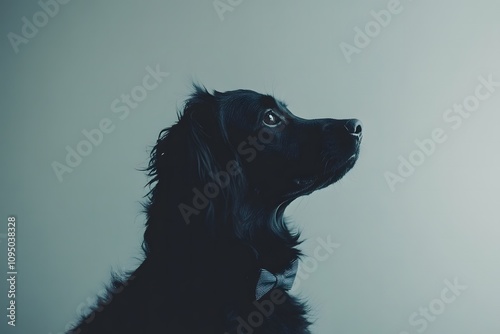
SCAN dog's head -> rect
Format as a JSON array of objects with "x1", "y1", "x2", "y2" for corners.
[
  {"x1": 145, "y1": 85, "x2": 362, "y2": 237},
  {"x1": 213, "y1": 88, "x2": 362, "y2": 205}
]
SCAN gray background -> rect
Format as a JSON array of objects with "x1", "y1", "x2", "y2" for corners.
[{"x1": 1, "y1": 0, "x2": 499, "y2": 333}]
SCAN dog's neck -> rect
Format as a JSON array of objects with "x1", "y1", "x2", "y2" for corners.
[
  {"x1": 144, "y1": 168, "x2": 301, "y2": 272},
  {"x1": 232, "y1": 202, "x2": 302, "y2": 273}
]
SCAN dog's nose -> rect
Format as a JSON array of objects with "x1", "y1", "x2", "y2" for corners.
[{"x1": 344, "y1": 119, "x2": 362, "y2": 137}]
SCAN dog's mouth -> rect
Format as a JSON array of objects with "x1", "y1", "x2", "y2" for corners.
[
  {"x1": 290, "y1": 151, "x2": 360, "y2": 194},
  {"x1": 325, "y1": 151, "x2": 359, "y2": 182}
]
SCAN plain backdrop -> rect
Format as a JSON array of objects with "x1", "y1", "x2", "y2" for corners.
[{"x1": 1, "y1": 1, "x2": 500, "y2": 333}]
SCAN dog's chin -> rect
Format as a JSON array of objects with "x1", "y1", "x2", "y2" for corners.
[
  {"x1": 321, "y1": 153, "x2": 358, "y2": 187},
  {"x1": 287, "y1": 153, "x2": 359, "y2": 199}
]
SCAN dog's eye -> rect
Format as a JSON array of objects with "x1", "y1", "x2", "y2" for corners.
[{"x1": 263, "y1": 110, "x2": 281, "y2": 127}]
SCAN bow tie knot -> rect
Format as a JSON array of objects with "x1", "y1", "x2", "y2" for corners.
[{"x1": 255, "y1": 259, "x2": 298, "y2": 300}]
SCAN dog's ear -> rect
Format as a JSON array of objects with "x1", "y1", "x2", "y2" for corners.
[
  {"x1": 142, "y1": 86, "x2": 221, "y2": 252},
  {"x1": 181, "y1": 87, "x2": 247, "y2": 225},
  {"x1": 146, "y1": 85, "x2": 220, "y2": 186},
  {"x1": 144, "y1": 85, "x2": 245, "y2": 235},
  {"x1": 182, "y1": 85, "x2": 227, "y2": 184}
]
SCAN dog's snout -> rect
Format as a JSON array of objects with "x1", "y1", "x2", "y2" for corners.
[
  {"x1": 344, "y1": 119, "x2": 362, "y2": 137},
  {"x1": 322, "y1": 119, "x2": 363, "y2": 137}
]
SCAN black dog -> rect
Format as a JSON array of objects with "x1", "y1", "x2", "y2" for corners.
[{"x1": 69, "y1": 86, "x2": 362, "y2": 333}]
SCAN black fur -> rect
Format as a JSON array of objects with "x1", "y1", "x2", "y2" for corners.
[{"x1": 69, "y1": 85, "x2": 362, "y2": 333}]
